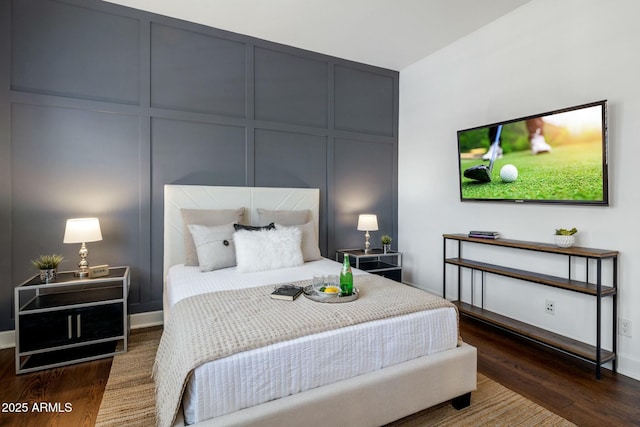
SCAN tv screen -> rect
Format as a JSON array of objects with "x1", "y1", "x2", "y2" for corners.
[{"x1": 457, "y1": 100, "x2": 608, "y2": 205}]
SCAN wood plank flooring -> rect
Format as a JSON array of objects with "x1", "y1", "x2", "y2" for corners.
[
  {"x1": 460, "y1": 316, "x2": 640, "y2": 426},
  {"x1": 0, "y1": 341, "x2": 113, "y2": 427},
  {"x1": 0, "y1": 322, "x2": 639, "y2": 426}
]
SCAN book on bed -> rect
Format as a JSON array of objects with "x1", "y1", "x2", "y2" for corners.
[{"x1": 270, "y1": 285, "x2": 304, "y2": 301}]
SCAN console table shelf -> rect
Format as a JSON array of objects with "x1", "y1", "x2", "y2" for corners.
[
  {"x1": 453, "y1": 301, "x2": 616, "y2": 365},
  {"x1": 443, "y1": 233, "x2": 618, "y2": 379},
  {"x1": 444, "y1": 234, "x2": 618, "y2": 258},
  {"x1": 445, "y1": 258, "x2": 616, "y2": 296}
]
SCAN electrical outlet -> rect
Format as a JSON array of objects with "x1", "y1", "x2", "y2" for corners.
[
  {"x1": 545, "y1": 300, "x2": 555, "y2": 315},
  {"x1": 620, "y1": 319, "x2": 632, "y2": 337}
]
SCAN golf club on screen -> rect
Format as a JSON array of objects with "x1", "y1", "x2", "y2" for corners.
[{"x1": 463, "y1": 124, "x2": 503, "y2": 183}]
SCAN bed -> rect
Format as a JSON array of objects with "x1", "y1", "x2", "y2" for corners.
[{"x1": 156, "y1": 185, "x2": 477, "y2": 427}]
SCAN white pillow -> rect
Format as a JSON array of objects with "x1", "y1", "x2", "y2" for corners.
[
  {"x1": 275, "y1": 221, "x2": 321, "y2": 262},
  {"x1": 187, "y1": 223, "x2": 236, "y2": 272},
  {"x1": 234, "y1": 227, "x2": 303, "y2": 273}
]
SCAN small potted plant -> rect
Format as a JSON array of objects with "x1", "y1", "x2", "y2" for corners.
[
  {"x1": 381, "y1": 235, "x2": 392, "y2": 253},
  {"x1": 554, "y1": 228, "x2": 577, "y2": 248},
  {"x1": 31, "y1": 254, "x2": 64, "y2": 283}
]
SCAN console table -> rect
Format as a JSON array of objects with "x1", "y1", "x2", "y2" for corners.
[{"x1": 443, "y1": 233, "x2": 617, "y2": 379}]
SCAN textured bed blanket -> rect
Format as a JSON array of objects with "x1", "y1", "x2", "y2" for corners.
[{"x1": 153, "y1": 274, "x2": 457, "y2": 427}]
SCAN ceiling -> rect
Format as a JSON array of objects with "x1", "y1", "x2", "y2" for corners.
[{"x1": 103, "y1": 0, "x2": 533, "y2": 70}]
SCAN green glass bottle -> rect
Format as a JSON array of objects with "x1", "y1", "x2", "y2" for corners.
[{"x1": 340, "y1": 255, "x2": 353, "y2": 296}]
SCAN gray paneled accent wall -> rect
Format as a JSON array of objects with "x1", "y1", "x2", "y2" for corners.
[{"x1": 0, "y1": 0, "x2": 398, "y2": 330}]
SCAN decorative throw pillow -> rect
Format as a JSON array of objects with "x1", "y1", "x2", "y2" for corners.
[
  {"x1": 233, "y1": 222, "x2": 275, "y2": 232},
  {"x1": 275, "y1": 221, "x2": 322, "y2": 262},
  {"x1": 234, "y1": 227, "x2": 303, "y2": 273},
  {"x1": 187, "y1": 223, "x2": 236, "y2": 272},
  {"x1": 256, "y1": 208, "x2": 310, "y2": 226},
  {"x1": 181, "y1": 208, "x2": 244, "y2": 266}
]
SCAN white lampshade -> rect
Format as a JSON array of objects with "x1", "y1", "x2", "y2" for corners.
[
  {"x1": 63, "y1": 218, "x2": 103, "y2": 244},
  {"x1": 357, "y1": 214, "x2": 379, "y2": 231}
]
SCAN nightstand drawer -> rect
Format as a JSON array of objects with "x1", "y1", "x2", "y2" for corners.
[
  {"x1": 336, "y1": 249, "x2": 403, "y2": 282},
  {"x1": 75, "y1": 304, "x2": 124, "y2": 342},
  {"x1": 20, "y1": 310, "x2": 72, "y2": 351},
  {"x1": 375, "y1": 268, "x2": 402, "y2": 282},
  {"x1": 19, "y1": 303, "x2": 123, "y2": 352}
]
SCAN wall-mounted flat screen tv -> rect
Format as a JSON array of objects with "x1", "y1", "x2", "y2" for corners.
[{"x1": 457, "y1": 100, "x2": 608, "y2": 205}]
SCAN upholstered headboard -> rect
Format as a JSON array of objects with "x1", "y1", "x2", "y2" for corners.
[{"x1": 163, "y1": 185, "x2": 320, "y2": 280}]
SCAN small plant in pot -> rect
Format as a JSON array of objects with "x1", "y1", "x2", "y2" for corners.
[
  {"x1": 381, "y1": 235, "x2": 392, "y2": 253},
  {"x1": 31, "y1": 254, "x2": 64, "y2": 283},
  {"x1": 554, "y1": 228, "x2": 577, "y2": 248}
]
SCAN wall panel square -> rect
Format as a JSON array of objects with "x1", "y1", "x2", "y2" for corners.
[
  {"x1": 11, "y1": 0, "x2": 139, "y2": 104},
  {"x1": 334, "y1": 66, "x2": 395, "y2": 136},
  {"x1": 151, "y1": 118, "x2": 247, "y2": 190},
  {"x1": 255, "y1": 47, "x2": 328, "y2": 128},
  {"x1": 254, "y1": 129, "x2": 328, "y2": 252},
  {"x1": 333, "y1": 138, "x2": 394, "y2": 250},
  {"x1": 151, "y1": 24, "x2": 246, "y2": 117},
  {"x1": 10, "y1": 104, "x2": 141, "y2": 291},
  {"x1": 150, "y1": 118, "x2": 246, "y2": 293},
  {"x1": 254, "y1": 129, "x2": 327, "y2": 189}
]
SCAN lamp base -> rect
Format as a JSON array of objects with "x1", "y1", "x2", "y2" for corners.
[
  {"x1": 73, "y1": 270, "x2": 89, "y2": 278},
  {"x1": 364, "y1": 230, "x2": 371, "y2": 253}
]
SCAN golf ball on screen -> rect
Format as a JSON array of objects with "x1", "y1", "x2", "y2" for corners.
[{"x1": 500, "y1": 164, "x2": 518, "y2": 182}]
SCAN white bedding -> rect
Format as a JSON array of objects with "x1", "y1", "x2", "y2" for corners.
[
  {"x1": 167, "y1": 258, "x2": 360, "y2": 308},
  {"x1": 166, "y1": 259, "x2": 459, "y2": 425}
]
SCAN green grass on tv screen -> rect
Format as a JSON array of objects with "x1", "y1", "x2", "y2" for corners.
[{"x1": 460, "y1": 140, "x2": 604, "y2": 202}]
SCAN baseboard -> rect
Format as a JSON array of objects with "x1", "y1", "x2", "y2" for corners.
[
  {"x1": 130, "y1": 310, "x2": 164, "y2": 329},
  {"x1": 0, "y1": 310, "x2": 164, "y2": 350},
  {"x1": 0, "y1": 329, "x2": 14, "y2": 350},
  {"x1": 619, "y1": 351, "x2": 640, "y2": 382}
]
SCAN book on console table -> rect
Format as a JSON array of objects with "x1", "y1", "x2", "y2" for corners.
[
  {"x1": 468, "y1": 231, "x2": 500, "y2": 239},
  {"x1": 270, "y1": 285, "x2": 304, "y2": 301}
]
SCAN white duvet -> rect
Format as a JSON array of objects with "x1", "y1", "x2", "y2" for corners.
[{"x1": 165, "y1": 258, "x2": 458, "y2": 425}]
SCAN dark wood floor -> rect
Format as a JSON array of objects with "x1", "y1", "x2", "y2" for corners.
[
  {"x1": 0, "y1": 346, "x2": 112, "y2": 426},
  {"x1": 1, "y1": 321, "x2": 639, "y2": 426},
  {"x1": 461, "y1": 316, "x2": 640, "y2": 426}
]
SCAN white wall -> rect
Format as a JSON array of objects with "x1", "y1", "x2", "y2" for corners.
[{"x1": 399, "y1": 0, "x2": 640, "y2": 380}]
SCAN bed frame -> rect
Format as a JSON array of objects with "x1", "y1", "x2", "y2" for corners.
[{"x1": 163, "y1": 184, "x2": 477, "y2": 426}]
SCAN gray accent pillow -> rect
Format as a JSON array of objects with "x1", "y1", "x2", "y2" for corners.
[
  {"x1": 256, "y1": 208, "x2": 310, "y2": 226},
  {"x1": 275, "y1": 221, "x2": 322, "y2": 262},
  {"x1": 181, "y1": 208, "x2": 244, "y2": 266},
  {"x1": 187, "y1": 223, "x2": 236, "y2": 272}
]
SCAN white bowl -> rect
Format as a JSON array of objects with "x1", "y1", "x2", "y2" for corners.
[{"x1": 316, "y1": 285, "x2": 341, "y2": 296}]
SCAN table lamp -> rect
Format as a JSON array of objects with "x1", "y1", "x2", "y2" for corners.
[
  {"x1": 357, "y1": 214, "x2": 378, "y2": 253},
  {"x1": 63, "y1": 217, "x2": 103, "y2": 277}
]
